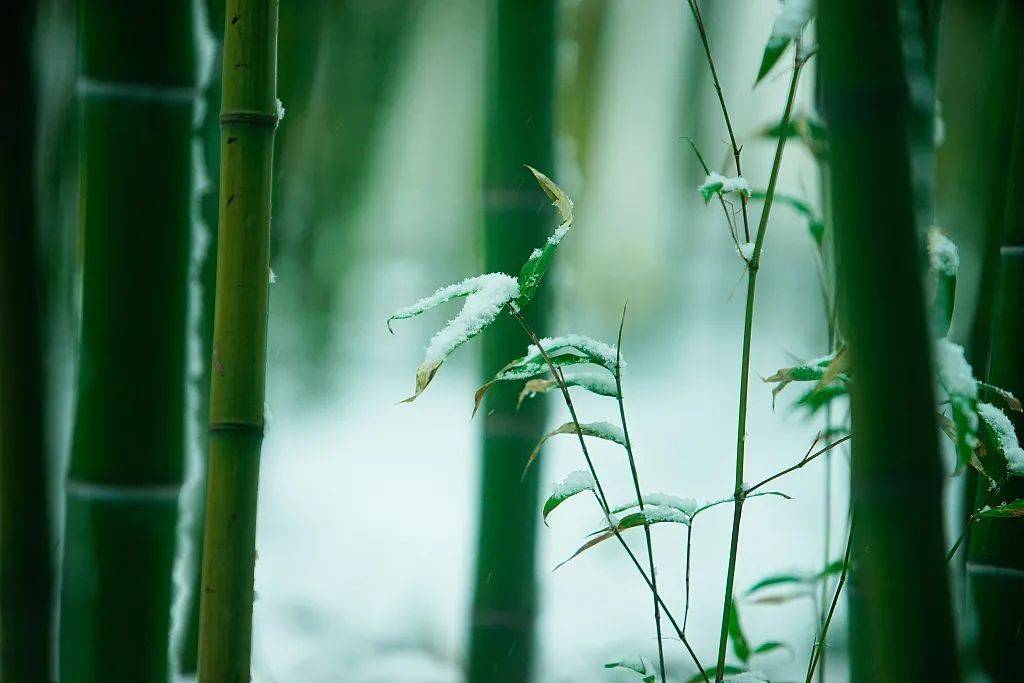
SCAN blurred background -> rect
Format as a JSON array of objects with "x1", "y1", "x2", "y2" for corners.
[{"x1": 30, "y1": 0, "x2": 990, "y2": 681}]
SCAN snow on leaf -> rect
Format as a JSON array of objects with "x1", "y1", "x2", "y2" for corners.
[
  {"x1": 699, "y1": 171, "x2": 751, "y2": 203},
  {"x1": 936, "y1": 338, "x2": 980, "y2": 465},
  {"x1": 473, "y1": 337, "x2": 619, "y2": 415},
  {"x1": 604, "y1": 656, "x2": 656, "y2": 683},
  {"x1": 524, "y1": 421, "x2": 625, "y2": 478},
  {"x1": 978, "y1": 499, "x2": 1024, "y2": 519},
  {"x1": 611, "y1": 493, "x2": 699, "y2": 518},
  {"x1": 389, "y1": 273, "x2": 520, "y2": 402},
  {"x1": 978, "y1": 402, "x2": 1024, "y2": 477},
  {"x1": 927, "y1": 228, "x2": 958, "y2": 336},
  {"x1": 543, "y1": 470, "x2": 596, "y2": 522},
  {"x1": 765, "y1": 351, "x2": 842, "y2": 404},
  {"x1": 517, "y1": 166, "x2": 575, "y2": 307},
  {"x1": 516, "y1": 369, "x2": 619, "y2": 408},
  {"x1": 756, "y1": 0, "x2": 814, "y2": 84},
  {"x1": 979, "y1": 382, "x2": 1023, "y2": 413}
]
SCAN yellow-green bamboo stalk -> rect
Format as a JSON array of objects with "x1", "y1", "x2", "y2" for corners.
[
  {"x1": 59, "y1": 2, "x2": 197, "y2": 681},
  {"x1": 0, "y1": 3, "x2": 54, "y2": 681},
  {"x1": 196, "y1": 1, "x2": 279, "y2": 679}
]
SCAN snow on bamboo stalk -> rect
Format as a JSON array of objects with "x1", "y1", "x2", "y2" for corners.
[
  {"x1": 196, "y1": 1, "x2": 279, "y2": 680},
  {"x1": 59, "y1": 3, "x2": 197, "y2": 681}
]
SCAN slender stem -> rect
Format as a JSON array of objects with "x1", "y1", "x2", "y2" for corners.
[
  {"x1": 683, "y1": 523, "x2": 694, "y2": 635},
  {"x1": 747, "y1": 435, "x2": 852, "y2": 495},
  {"x1": 510, "y1": 309, "x2": 710, "y2": 682},
  {"x1": 688, "y1": 138, "x2": 743, "y2": 254},
  {"x1": 614, "y1": 306, "x2": 667, "y2": 683},
  {"x1": 685, "y1": 0, "x2": 750, "y2": 242},
  {"x1": 806, "y1": 521, "x2": 855, "y2": 683},
  {"x1": 946, "y1": 478, "x2": 1005, "y2": 563},
  {"x1": 713, "y1": 54, "x2": 807, "y2": 683}
]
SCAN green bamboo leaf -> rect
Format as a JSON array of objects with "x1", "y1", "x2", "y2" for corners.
[
  {"x1": 978, "y1": 402, "x2": 1024, "y2": 477},
  {"x1": 750, "y1": 190, "x2": 824, "y2": 245},
  {"x1": 927, "y1": 229, "x2": 958, "y2": 337},
  {"x1": 389, "y1": 273, "x2": 521, "y2": 402},
  {"x1": 699, "y1": 172, "x2": 751, "y2": 203},
  {"x1": 978, "y1": 499, "x2": 1024, "y2": 519},
  {"x1": 474, "y1": 334, "x2": 621, "y2": 414},
  {"x1": 685, "y1": 665, "x2": 748, "y2": 683},
  {"x1": 543, "y1": 470, "x2": 596, "y2": 523},
  {"x1": 516, "y1": 166, "x2": 574, "y2": 307},
  {"x1": 764, "y1": 351, "x2": 841, "y2": 404},
  {"x1": 604, "y1": 656, "x2": 657, "y2": 683},
  {"x1": 556, "y1": 491, "x2": 790, "y2": 570},
  {"x1": 979, "y1": 382, "x2": 1023, "y2": 413},
  {"x1": 729, "y1": 598, "x2": 751, "y2": 664},
  {"x1": 525, "y1": 421, "x2": 624, "y2": 476},
  {"x1": 755, "y1": 0, "x2": 814, "y2": 84},
  {"x1": 515, "y1": 369, "x2": 619, "y2": 409},
  {"x1": 757, "y1": 112, "x2": 828, "y2": 158},
  {"x1": 752, "y1": 641, "x2": 789, "y2": 658}
]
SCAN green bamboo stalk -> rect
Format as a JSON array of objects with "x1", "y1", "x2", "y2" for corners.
[
  {"x1": 0, "y1": 3, "x2": 54, "y2": 681},
  {"x1": 819, "y1": 0, "x2": 959, "y2": 679},
  {"x1": 59, "y1": 2, "x2": 196, "y2": 681},
  {"x1": 966, "y1": 57, "x2": 1024, "y2": 683},
  {"x1": 196, "y1": 1, "x2": 279, "y2": 679},
  {"x1": 469, "y1": 2, "x2": 555, "y2": 681},
  {"x1": 178, "y1": 0, "x2": 225, "y2": 674}
]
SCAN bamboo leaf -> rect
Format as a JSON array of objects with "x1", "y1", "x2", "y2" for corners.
[
  {"x1": 977, "y1": 402, "x2": 1024, "y2": 477},
  {"x1": 750, "y1": 190, "x2": 824, "y2": 245},
  {"x1": 757, "y1": 112, "x2": 828, "y2": 158},
  {"x1": 699, "y1": 172, "x2": 751, "y2": 203},
  {"x1": 755, "y1": 0, "x2": 814, "y2": 84},
  {"x1": 936, "y1": 338, "x2": 981, "y2": 466},
  {"x1": 525, "y1": 421, "x2": 624, "y2": 477},
  {"x1": 729, "y1": 598, "x2": 751, "y2": 664},
  {"x1": 390, "y1": 274, "x2": 521, "y2": 402},
  {"x1": 543, "y1": 470, "x2": 596, "y2": 523},
  {"x1": 752, "y1": 641, "x2": 789, "y2": 658},
  {"x1": 516, "y1": 166, "x2": 574, "y2": 307},
  {"x1": 926, "y1": 229, "x2": 959, "y2": 337},
  {"x1": 604, "y1": 656, "x2": 657, "y2": 683},
  {"x1": 516, "y1": 369, "x2": 619, "y2": 409},
  {"x1": 765, "y1": 351, "x2": 841, "y2": 404},
  {"x1": 979, "y1": 382, "x2": 1023, "y2": 413},
  {"x1": 685, "y1": 665, "x2": 748, "y2": 683},
  {"x1": 978, "y1": 499, "x2": 1024, "y2": 519}
]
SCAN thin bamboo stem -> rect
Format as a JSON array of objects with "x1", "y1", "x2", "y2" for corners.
[
  {"x1": 614, "y1": 306, "x2": 667, "y2": 683},
  {"x1": 196, "y1": 1, "x2": 279, "y2": 680},
  {"x1": 805, "y1": 521, "x2": 854, "y2": 683},
  {"x1": 713, "y1": 53, "x2": 806, "y2": 683}
]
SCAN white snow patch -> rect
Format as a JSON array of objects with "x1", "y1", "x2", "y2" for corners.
[
  {"x1": 737, "y1": 242, "x2": 755, "y2": 260},
  {"x1": 927, "y1": 228, "x2": 959, "y2": 277},
  {"x1": 979, "y1": 402, "x2": 1024, "y2": 476},
  {"x1": 936, "y1": 338, "x2": 978, "y2": 400},
  {"x1": 699, "y1": 171, "x2": 751, "y2": 199},
  {"x1": 525, "y1": 334, "x2": 621, "y2": 372},
  {"x1": 771, "y1": 0, "x2": 814, "y2": 41},
  {"x1": 550, "y1": 469, "x2": 596, "y2": 498}
]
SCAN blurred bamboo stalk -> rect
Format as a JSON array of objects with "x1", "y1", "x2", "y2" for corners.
[
  {"x1": 59, "y1": 1, "x2": 196, "y2": 680},
  {"x1": 820, "y1": 0, "x2": 959, "y2": 679},
  {"x1": 967, "y1": 34, "x2": 1024, "y2": 681},
  {"x1": 0, "y1": 2, "x2": 55, "y2": 681},
  {"x1": 196, "y1": 0, "x2": 279, "y2": 679},
  {"x1": 178, "y1": 0, "x2": 225, "y2": 674},
  {"x1": 469, "y1": 2, "x2": 556, "y2": 681}
]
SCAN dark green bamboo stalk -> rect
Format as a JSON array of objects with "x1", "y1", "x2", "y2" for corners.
[
  {"x1": 966, "y1": 58, "x2": 1024, "y2": 683},
  {"x1": 469, "y1": 3, "x2": 555, "y2": 682},
  {"x1": 59, "y1": 3, "x2": 196, "y2": 681},
  {"x1": 196, "y1": 1, "x2": 279, "y2": 679},
  {"x1": 820, "y1": 1, "x2": 958, "y2": 679},
  {"x1": 178, "y1": 0, "x2": 225, "y2": 674},
  {"x1": 0, "y1": 3, "x2": 54, "y2": 681}
]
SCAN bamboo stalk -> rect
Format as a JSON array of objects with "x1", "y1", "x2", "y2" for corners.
[
  {"x1": 178, "y1": 0, "x2": 226, "y2": 674},
  {"x1": 0, "y1": 3, "x2": 54, "y2": 681},
  {"x1": 469, "y1": 2, "x2": 555, "y2": 681},
  {"x1": 819, "y1": 0, "x2": 959, "y2": 679},
  {"x1": 59, "y1": 2, "x2": 196, "y2": 680},
  {"x1": 966, "y1": 49, "x2": 1024, "y2": 682},
  {"x1": 196, "y1": 1, "x2": 279, "y2": 679}
]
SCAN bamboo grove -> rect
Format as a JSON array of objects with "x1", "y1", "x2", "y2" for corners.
[{"x1": 1, "y1": 1, "x2": 1024, "y2": 682}]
